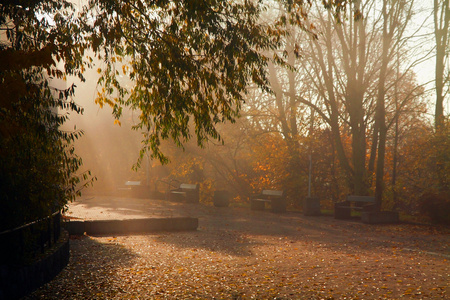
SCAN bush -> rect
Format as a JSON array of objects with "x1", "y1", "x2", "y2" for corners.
[{"x1": 419, "y1": 192, "x2": 450, "y2": 225}]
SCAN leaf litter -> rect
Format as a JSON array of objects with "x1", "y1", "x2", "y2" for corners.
[{"x1": 25, "y1": 206, "x2": 449, "y2": 299}]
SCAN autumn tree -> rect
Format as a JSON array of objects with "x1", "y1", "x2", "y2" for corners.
[
  {"x1": 202, "y1": 118, "x2": 256, "y2": 201},
  {"x1": 289, "y1": 0, "x2": 375, "y2": 196},
  {"x1": 369, "y1": 0, "x2": 418, "y2": 209},
  {"x1": 278, "y1": 1, "x2": 422, "y2": 202}
]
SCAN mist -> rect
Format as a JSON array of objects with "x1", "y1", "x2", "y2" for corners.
[{"x1": 63, "y1": 64, "x2": 148, "y2": 194}]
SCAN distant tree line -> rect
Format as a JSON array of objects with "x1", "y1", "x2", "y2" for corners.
[{"x1": 142, "y1": 1, "x2": 449, "y2": 224}]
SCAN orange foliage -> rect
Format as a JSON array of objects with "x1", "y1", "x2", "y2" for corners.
[{"x1": 247, "y1": 133, "x2": 290, "y2": 193}]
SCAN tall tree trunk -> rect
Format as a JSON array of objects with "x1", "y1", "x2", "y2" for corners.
[
  {"x1": 392, "y1": 106, "x2": 399, "y2": 207},
  {"x1": 323, "y1": 15, "x2": 355, "y2": 192},
  {"x1": 372, "y1": 0, "x2": 390, "y2": 211},
  {"x1": 329, "y1": 129, "x2": 340, "y2": 203},
  {"x1": 368, "y1": 121, "x2": 379, "y2": 179},
  {"x1": 307, "y1": 11, "x2": 355, "y2": 191},
  {"x1": 348, "y1": 85, "x2": 367, "y2": 196},
  {"x1": 268, "y1": 62, "x2": 291, "y2": 140},
  {"x1": 268, "y1": 50, "x2": 301, "y2": 196},
  {"x1": 392, "y1": 50, "x2": 400, "y2": 209},
  {"x1": 287, "y1": 40, "x2": 299, "y2": 139},
  {"x1": 434, "y1": 0, "x2": 450, "y2": 132},
  {"x1": 345, "y1": 0, "x2": 368, "y2": 196}
]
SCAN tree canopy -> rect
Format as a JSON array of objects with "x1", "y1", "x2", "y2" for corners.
[{"x1": 86, "y1": 0, "x2": 287, "y2": 164}]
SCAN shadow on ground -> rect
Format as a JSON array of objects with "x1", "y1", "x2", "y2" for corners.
[
  {"x1": 23, "y1": 235, "x2": 138, "y2": 300},
  {"x1": 24, "y1": 195, "x2": 449, "y2": 299}
]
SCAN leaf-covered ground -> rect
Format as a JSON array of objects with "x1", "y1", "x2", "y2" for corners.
[{"x1": 25, "y1": 198, "x2": 449, "y2": 299}]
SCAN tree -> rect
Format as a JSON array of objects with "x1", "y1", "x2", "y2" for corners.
[
  {"x1": 279, "y1": 0, "x2": 422, "y2": 204},
  {"x1": 293, "y1": 0, "x2": 379, "y2": 196},
  {"x1": 86, "y1": 0, "x2": 284, "y2": 164},
  {"x1": 0, "y1": 0, "x2": 93, "y2": 229},
  {"x1": 371, "y1": 0, "x2": 416, "y2": 209},
  {"x1": 202, "y1": 118, "x2": 256, "y2": 201}
]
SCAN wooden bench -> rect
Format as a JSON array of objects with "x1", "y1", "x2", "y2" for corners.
[
  {"x1": 168, "y1": 183, "x2": 199, "y2": 203},
  {"x1": 334, "y1": 195, "x2": 376, "y2": 219},
  {"x1": 251, "y1": 190, "x2": 286, "y2": 213},
  {"x1": 118, "y1": 181, "x2": 148, "y2": 198},
  {"x1": 117, "y1": 180, "x2": 141, "y2": 192}
]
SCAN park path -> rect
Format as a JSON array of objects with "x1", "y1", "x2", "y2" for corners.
[{"x1": 26, "y1": 195, "x2": 449, "y2": 299}]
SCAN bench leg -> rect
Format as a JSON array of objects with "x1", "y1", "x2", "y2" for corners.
[
  {"x1": 186, "y1": 192, "x2": 199, "y2": 204},
  {"x1": 271, "y1": 200, "x2": 286, "y2": 213},
  {"x1": 334, "y1": 203, "x2": 351, "y2": 219},
  {"x1": 251, "y1": 199, "x2": 265, "y2": 211},
  {"x1": 169, "y1": 192, "x2": 186, "y2": 202}
]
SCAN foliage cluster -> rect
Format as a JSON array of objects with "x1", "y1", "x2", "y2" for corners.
[
  {"x1": 399, "y1": 124, "x2": 450, "y2": 224},
  {"x1": 87, "y1": 0, "x2": 282, "y2": 164},
  {"x1": 0, "y1": 0, "x2": 93, "y2": 231}
]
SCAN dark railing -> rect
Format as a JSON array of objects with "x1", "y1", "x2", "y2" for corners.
[{"x1": 0, "y1": 211, "x2": 61, "y2": 265}]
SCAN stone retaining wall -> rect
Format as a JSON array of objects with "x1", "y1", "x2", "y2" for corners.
[
  {"x1": 63, "y1": 217, "x2": 199, "y2": 235},
  {"x1": 0, "y1": 230, "x2": 70, "y2": 300}
]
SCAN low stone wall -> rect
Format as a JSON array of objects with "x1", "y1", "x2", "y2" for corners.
[
  {"x1": 361, "y1": 211, "x2": 399, "y2": 224},
  {"x1": 0, "y1": 230, "x2": 70, "y2": 300},
  {"x1": 63, "y1": 217, "x2": 199, "y2": 235}
]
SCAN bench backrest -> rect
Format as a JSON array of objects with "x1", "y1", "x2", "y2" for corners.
[
  {"x1": 346, "y1": 195, "x2": 375, "y2": 203},
  {"x1": 262, "y1": 190, "x2": 284, "y2": 197},
  {"x1": 125, "y1": 181, "x2": 141, "y2": 186},
  {"x1": 180, "y1": 183, "x2": 198, "y2": 191}
]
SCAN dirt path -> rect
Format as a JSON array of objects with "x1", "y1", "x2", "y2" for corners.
[{"x1": 26, "y1": 196, "x2": 449, "y2": 299}]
